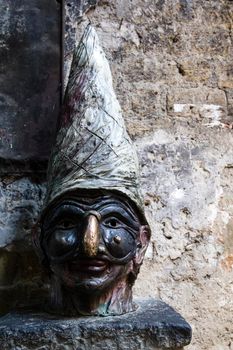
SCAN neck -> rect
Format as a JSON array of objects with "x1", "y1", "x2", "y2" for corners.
[{"x1": 50, "y1": 277, "x2": 136, "y2": 316}]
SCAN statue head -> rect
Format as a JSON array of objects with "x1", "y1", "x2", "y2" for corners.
[{"x1": 36, "y1": 25, "x2": 150, "y2": 316}]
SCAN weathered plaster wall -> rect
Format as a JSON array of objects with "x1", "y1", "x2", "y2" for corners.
[
  {"x1": 85, "y1": 1, "x2": 233, "y2": 349},
  {"x1": 0, "y1": 1, "x2": 232, "y2": 350}
]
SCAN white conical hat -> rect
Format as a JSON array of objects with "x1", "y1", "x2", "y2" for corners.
[{"x1": 45, "y1": 24, "x2": 145, "y2": 221}]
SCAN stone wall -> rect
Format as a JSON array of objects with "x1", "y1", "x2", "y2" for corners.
[
  {"x1": 0, "y1": 1, "x2": 232, "y2": 350},
  {"x1": 0, "y1": 0, "x2": 60, "y2": 160}
]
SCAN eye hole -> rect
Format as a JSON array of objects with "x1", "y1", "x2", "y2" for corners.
[
  {"x1": 56, "y1": 219, "x2": 76, "y2": 230},
  {"x1": 103, "y1": 218, "x2": 122, "y2": 228}
]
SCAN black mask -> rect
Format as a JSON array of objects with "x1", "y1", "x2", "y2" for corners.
[{"x1": 41, "y1": 195, "x2": 141, "y2": 265}]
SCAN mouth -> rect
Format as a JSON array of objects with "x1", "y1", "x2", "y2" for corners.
[{"x1": 68, "y1": 258, "x2": 109, "y2": 274}]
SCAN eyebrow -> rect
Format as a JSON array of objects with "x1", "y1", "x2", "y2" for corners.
[
  {"x1": 43, "y1": 197, "x2": 139, "y2": 226},
  {"x1": 94, "y1": 201, "x2": 139, "y2": 224}
]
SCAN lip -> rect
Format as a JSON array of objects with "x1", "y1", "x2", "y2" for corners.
[{"x1": 69, "y1": 259, "x2": 109, "y2": 273}]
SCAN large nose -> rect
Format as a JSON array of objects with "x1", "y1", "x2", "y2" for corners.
[{"x1": 83, "y1": 212, "x2": 100, "y2": 257}]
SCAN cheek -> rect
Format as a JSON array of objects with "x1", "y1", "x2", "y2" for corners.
[
  {"x1": 102, "y1": 227, "x2": 137, "y2": 259},
  {"x1": 110, "y1": 262, "x2": 132, "y2": 276},
  {"x1": 51, "y1": 264, "x2": 77, "y2": 288},
  {"x1": 107, "y1": 261, "x2": 134, "y2": 284},
  {"x1": 46, "y1": 229, "x2": 78, "y2": 258}
]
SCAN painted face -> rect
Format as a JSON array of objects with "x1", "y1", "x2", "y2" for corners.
[{"x1": 40, "y1": 194, "x2": 144, "y2": 293}]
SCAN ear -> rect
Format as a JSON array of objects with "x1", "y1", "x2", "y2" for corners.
[
  {"x1": 134, "y1": 225, "x2": 151, "y2": 266},
  {"x1": 32, "y1": 218, "x2": 50, "y2": 270}
]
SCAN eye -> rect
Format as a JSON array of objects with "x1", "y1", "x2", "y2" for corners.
[
  {"x1": 103, "y1": 218, "x2": 122, "y2": 228},
  {"x1": 56, "y1": 219, "x2": 76, "y2": 230}
]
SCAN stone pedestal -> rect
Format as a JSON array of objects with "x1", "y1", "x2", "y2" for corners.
[{"x1": 0, "y1": 299, "x2": 191, "y2": 350}]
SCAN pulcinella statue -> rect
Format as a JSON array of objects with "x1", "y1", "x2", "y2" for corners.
[{"x1": 35, "y1": 25, "x2": 151, "y2": 316}]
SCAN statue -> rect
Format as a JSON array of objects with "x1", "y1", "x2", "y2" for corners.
[{"x1": 35, "y1": 25, "x2": 151, "y2": 316}]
